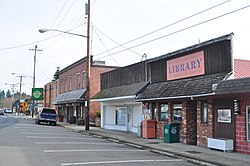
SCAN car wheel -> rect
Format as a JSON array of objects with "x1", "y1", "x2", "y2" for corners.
[{"x1": 53, "y1": 122, "x2": 57, "y2": 126}]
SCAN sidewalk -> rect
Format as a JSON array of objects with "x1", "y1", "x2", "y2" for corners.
[{"x1": 57, "y1": 122, "x2": 250, "y2": 166}]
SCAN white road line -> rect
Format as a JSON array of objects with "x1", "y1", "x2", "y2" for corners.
[
  {"x1": 21, "y1": 132, "x2": 75, "y2": 136},
  {"x1": 27, "y1": 136, "x2": 93, "y2": 139},
  {"x1": 61, "y1": 159, "x2": 183, "y2": 165},
  {"x1": 36, "y1": 142, "x2": 115, "y2": 145},
  {"x1": 18, "y1": 129, "x2": 72, "y2": 133},
  {"x1": 44, "y1": 149, "x2": 145, "y2": 153}
]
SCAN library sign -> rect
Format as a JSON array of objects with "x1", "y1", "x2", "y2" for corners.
[
  {"x1": 166, "y1": 51, "x2": 205, "y2": 81},
  {"x1": 32, "y1": 88, "x2": 43, "y2": 100}
]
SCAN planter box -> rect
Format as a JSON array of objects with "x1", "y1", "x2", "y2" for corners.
[{"x1": 207, "y1": 137, "x2": 233, "y2": 152}]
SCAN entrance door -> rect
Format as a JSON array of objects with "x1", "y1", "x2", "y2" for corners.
[
  {"x1": 214, "y1": 99, "x2": 235, "y2": 140},
  {"x1": 127, "y1": 107, "x2": 133, "y2": 132}
]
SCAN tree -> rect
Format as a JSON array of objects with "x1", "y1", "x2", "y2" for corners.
[
  {"x1": 0, "y1": 90, "x2": 5, "y2": 99},
  {"x1": 6, "y1": 90, "x2": 11, "y2": 98}
]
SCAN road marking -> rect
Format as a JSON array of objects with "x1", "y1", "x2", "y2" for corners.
[
  {"x1": 61, "y1": 159, "x2": 183, "y2": 165},
  {"x1": 36, "y1": 142, "x2": 115, "y2": 145},
  {"x1": 27, "y1": 136, "x2": 93, "y2": 140},
  {"x1": 21, "y1": 132, "x2": 77, "y2": 136},
  {"x1": 44, "y1": 149, "x2": 145, "y2": 153},
  {"x1": 17, "y1": 129, "x2": 73, "y2": 133}
]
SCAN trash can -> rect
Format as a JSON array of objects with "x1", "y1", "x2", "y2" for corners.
[{"x1": 164, "y1": 123, "x2": 180, "y2": 143}]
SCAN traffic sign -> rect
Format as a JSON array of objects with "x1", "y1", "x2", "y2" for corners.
[{"x1": 21, "y1": 102, "x2": 28, "y2": 108}]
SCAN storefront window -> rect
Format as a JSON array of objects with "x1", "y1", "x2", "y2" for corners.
[
  {"x1": 152, "y1": 103, "x2": 157, "y2": 120},
  {"x1": 172, "y1": 104, "x2": 182, "y2": 123},
  {"x1": 160, "y1": 104, "x2": 169, "y2": 121},
  {"x1": 247, "y1": 106, "x2": 250, "y2": 142},
  {"x1": 201, "y1": 102, "x2": 208, "y2": 123},
  {"x1": 116, "y1": 107, "x2": 126, "y2": 125}
]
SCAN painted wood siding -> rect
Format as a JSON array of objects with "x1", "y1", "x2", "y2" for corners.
[
  {"x1": 150, "y1": 40, "x2": 232, "y2": 83},
  {"x1": 101, "y1": 62, "x2": 147, "y2": 89}
]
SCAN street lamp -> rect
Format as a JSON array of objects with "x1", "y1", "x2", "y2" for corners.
[
  {"x1": 38, "y1": 29, "x2": 87, "y2": 38},
  {"x1": 38, "y1": 0, "x2": 91, "y2": 130}
]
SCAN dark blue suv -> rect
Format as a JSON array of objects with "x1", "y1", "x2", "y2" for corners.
[{"x1": 35, "y1": 108, "x2": 57, "y2": 126}]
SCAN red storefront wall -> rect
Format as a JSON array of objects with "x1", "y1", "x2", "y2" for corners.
[{"x1": 236, "y1": 98, "x2": 250, "y2": 155}]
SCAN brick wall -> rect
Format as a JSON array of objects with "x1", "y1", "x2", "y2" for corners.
[
  {"x1": 156, "y1": 121, "x2": 168, "y2": 139},
  {"x1": 236, "y1": 98, "x2": 250, "y2": 155},
  {"x1": 55, "y1": 59, "x2": 117, "y2": 122},
  {"x1": 197, "y1": 100, "x2": 213, "y2": 147},
  {"x1": 89, "y1": 65, "x2": 117, "y2": 122}
]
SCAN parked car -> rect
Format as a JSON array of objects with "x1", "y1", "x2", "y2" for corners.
[
  {"x1": 0, "y1": 109, "x2": 4, "y2": 115},
  {"x1": 35, "y1": 108, "x2": 57, "y2": 126},
  {"x1": 4, "y1": 108, "x2": 12, "y2": 114}
]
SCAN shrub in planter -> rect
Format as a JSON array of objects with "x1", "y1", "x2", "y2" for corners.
[
  {"x1": 70, "y1": 116, "x2": 76, "y2": 124},
  {"x1": 77, "y1": 118, "x2": 84, "y2": 126},
  {"x1": 95, "y1": 111, "x2": 101, "y2": 127}
]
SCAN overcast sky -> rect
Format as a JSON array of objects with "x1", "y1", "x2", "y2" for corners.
[{"x1": 1, "y1": 0, "x2": 250, "y2": 95}]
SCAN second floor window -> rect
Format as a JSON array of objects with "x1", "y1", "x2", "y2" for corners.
[
  {"x1": 60, "y1": 80, "x2": 63, "y2": 93},
  {"x1": 64, "y1": 78, "x2": 68, "y2": 92},
  {"x1": 69, "y1": 76, "x2": 72, "y2": 91},
  {"x1": 77, "y1": 73, "x2": 81, "y2": 89},
  {"x1": 82, "y1": 71, "x2": 86, "y2": 88}
]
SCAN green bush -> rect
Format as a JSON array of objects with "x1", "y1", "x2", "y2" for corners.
[
  {"x1": 70, "y1": 116, "x2": 76, "y2": 124},
  {"x1": 95, "y1": 111, "x2": 101, "y2": 117},
  {"x1": 77, "y1": 118, "x2": 84, "y2": 126}
]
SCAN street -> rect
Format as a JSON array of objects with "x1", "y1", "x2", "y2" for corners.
[{"x1": 0, "y1": 114, "x2": 196, "y2": 166}]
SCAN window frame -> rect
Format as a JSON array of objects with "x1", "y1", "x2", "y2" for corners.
[
  {"x1": 82, "y1": 71, "x2": 86, "y2": 88},
  {"x1": 77, "y1": 73, "x2": 81, "y2": 89},
  {"x1": 115, "y1": 107, "x2": 126, "y2": 126},
  {"x1": 69, "y1": 76, "x2": 72, "y2": 91},
  {"x1": 159, "y1": 104, "x2": 169, "y2": 121},
  {"x1": 246, "y1": 106, "x2": 250, "y2": 142},
  {"x1": 201, "y1": 102, "x2": 208, "y2": 123}
]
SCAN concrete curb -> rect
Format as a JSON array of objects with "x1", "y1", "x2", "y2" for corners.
[{"x1": 58, "y1": 124, "x2": 221, "y2": 166}]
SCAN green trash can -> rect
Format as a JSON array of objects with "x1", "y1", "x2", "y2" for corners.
[{"x1": 164, "y1": 123, "x2": 180, "y2": 143}]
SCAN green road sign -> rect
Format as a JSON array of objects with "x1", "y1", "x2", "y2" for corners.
[{"x1": 32, "y1": 88, "x2": 43, "y2": 100}]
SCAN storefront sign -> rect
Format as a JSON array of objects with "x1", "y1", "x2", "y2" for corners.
[
  {"x1": 166, "y1": 51, "x2": 205, "y2": 80},
  {"x1": 32, "y1": 88, "x2": 43, "y2": 100}
]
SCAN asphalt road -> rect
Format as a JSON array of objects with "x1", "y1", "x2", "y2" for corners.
[{"x1": 0, "y1": 114, "x2": 197, "y2": 166}]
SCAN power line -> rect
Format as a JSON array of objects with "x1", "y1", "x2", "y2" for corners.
[
  {"x1": 92, "y1": 24, "x2": 141, "y2": 57},
  {"x1": 95, "y1": 0, "x2": 232, "y2": 57},
  {"x1": 54, "y1": 0, "x2": 77, "y2": 29},
  {"x1": 97, "y1": 4, "x2": 250, "y2": 60},
  {"x1": 0, "y1": 24, "x2": 84, "y2": 51},
  {"x1": 49, "y1": 0, "x2": 68, "y2": 29},
  {"x1": 92, "y1": 27, "x2": 119, "y2": 65}
]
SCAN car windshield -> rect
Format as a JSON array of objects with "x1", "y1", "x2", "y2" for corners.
[{"x1": 42, "y1": 109, "x2": 56, "y2": 114}]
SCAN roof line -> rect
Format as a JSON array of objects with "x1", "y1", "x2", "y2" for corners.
[
  {"x1": 135, "y1": 93, "x2": 215, "y2": 102},
  {"x1": 91, "y1": 95, "x2": 135, "y2": 102}
]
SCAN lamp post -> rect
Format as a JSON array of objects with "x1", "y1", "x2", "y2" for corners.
[{"x1": 38, "y1": 0, "x2": 91, "y2": 130}]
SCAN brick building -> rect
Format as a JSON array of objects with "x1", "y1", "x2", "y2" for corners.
[{"x1": 44, "y1": 57, "x2": 118, "y2": 123}]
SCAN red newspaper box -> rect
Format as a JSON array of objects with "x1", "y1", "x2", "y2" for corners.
[{"x1": 142, "y1": 120, "x2": 156, "y2": 139}]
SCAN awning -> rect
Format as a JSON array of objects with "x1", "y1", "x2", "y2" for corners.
[
  {"x1": 52, "y1": 89, "x2": 86, "y2": 105},
  {"x1": 91, "y1": 82, "x2": 149, "y2": 102},
  {"x1": 216, "y1": 77, "x2": 250, "y2": 95},
  {"x1": 136, "y1": 73, "x2": 228, "y2": 101}
]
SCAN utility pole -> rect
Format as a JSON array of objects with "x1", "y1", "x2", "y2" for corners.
[
  {"x1": 5, "y1": 83, "x2": 18, "y2": 113},
  {"x1": 85, "y1": 0, "x2": 91, "y2": 130},
  {"x1": 29, "y1": 45, "x2": 43, "y2": 118},
  {"x1": 17, "y1": 75, "x2": 24, "y2": 116},
  {"x1": 10, "y1": 84, "x2": 17, "y2": 113}
]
